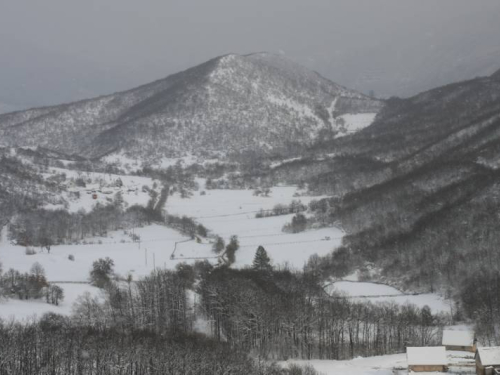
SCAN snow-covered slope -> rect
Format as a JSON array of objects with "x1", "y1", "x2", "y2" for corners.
[
  {"x1": 0, "y1": 53, "x2": 383, "y2": 160},
  {"x1": 167, "y1": 185, "x2": 343, "y2": 268}
]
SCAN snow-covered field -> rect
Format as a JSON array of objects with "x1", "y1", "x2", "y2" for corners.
[
  {"x1": 1, "y1": 183, "x2": 343, "y2": 321},
  {"x1": 337, "y1": 113, "x2": 378, "y2": 135},
  {"x1": 0, "y1": 225, "x2": 211, "y2": 282},
  {"x1": 327, "y1": 281, "x2": 403, "y2": 297},
  {"x1": 1, "y1": 177, "x2": 455, "y2": 321},
  {"x1": 280, "y1": 353, "x2": 406, "y2": 375},
  {"x1": 0, "y1": 283, "x2": 102, "y2": 322},
  {"x1": 0, "y1": 167, "x2": 472, "y2": 375},
  {"x1": 280, "y1": 350, "x2": 475, "y2": 375},
  {"x1": 167, "y1": 186, "x2": 343, "y2": 268},
  {"x1": 325, "y1": 281, "x2": 452, "y2": 314},
  {"x1": 2, "y1": 185, "x2": 340, "y2": 282},
  {"x1": 0, "y1": 223, "x2": 215, "y2": 321}
]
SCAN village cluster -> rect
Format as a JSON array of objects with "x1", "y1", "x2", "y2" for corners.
[{"x1": 405, "y1": 329, "x2": 500, "y2": 374}]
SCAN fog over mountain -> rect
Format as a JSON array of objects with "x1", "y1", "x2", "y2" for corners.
[{"x1": 1, "y1": 0, "x2": 499, "y2": 112}]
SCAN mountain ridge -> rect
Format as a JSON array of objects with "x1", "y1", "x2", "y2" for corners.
[
  {"x1": 275, "y1": 68, "x2": 500, "y2": 295},
  {"x1": 0, "y1": 53, "x2": 383, "y2": 160}
]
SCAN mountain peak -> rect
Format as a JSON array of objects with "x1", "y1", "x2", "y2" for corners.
[{"x1": 0, "y1": 53, "x2": 383, "y2": 161}]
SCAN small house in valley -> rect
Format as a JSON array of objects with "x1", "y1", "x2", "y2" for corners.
[
  {"x1": 476, "y1": 347, "x2": 500, "y2": 375},
  {"x1": 407, "y1": 346, "x2": 448, "y2": 372},
  {"x1": 442, "y1": 329, "x2": 476, "y2": 352}
]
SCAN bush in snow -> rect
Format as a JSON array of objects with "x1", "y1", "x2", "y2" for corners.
[
  {"x1": 287, "y1": 364, "x2": 321, "y2": 375},
  {"x1": 25, "y1": 247, "x2": 36, "y2": 255},
  {"x1": 89, "y1": 257, "x2": 115, "y2": 288},
  {"x1": 44, "y1": 284, "x2": 64, "y2": 306}
]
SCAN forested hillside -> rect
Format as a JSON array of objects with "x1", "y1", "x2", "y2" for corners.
[
  {"x1": 0, "y1": 149, "x2": 65, "y2": 225},
  {"x1": 293, "y1": 70, "x2": 500, "y2": 340},
  {"x1": 0, "y1": 53, "x2": 382, "y2": 161}
]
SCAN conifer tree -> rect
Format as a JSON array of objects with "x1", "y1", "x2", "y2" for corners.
[
  {"x1": 225, "y1": 235, "x2": 239, "y2": 265},
  {"x1": 252, "y1": 246, "x2": 272, "y2": 271},
  {"x1": 212, "y1": 236, "x2": 225, "y2": 254}
]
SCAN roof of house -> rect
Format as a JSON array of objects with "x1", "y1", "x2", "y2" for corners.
[
  {"x1": 442, "y1": 330, "x2": 475, "y2": 347},
  {"x1": 407, "y1": 346, "x2": 447, "y2": 366},
  {"x1": 477, "y1": 347, "x2": 500, "y2": 366}
]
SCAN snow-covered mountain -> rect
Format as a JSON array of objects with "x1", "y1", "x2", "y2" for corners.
[{"x1": 0, "y1": 53, "x2": 383, "y2": 160}]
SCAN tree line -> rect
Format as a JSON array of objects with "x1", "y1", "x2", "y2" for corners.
[
  {"x1": 305, "y1": 173, "x2": 500, "y2": 345},
  {"x1": 0, "y1": 318, "x2": 298, "y2": 375},
  {"x1": 198, "y1": 267, "x2": 442, "y2": 360},
  {"x1": 0, "y1": 262, "x2": 64, "y2": 306},
  {"x1": 0, "y1": 262, "x2": 327, "y2": 375},
  {"x1": 0, "y1": 249, "x2": 443, "y2": 374}
]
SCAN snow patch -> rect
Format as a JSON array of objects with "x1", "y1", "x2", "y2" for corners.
[
  {"x1": 442, "y1": 329, "x2": 475, "y2": 347},
  {"x1": 279, "y1": 353, "x2": 406, "y2": 375},
  {"x1": 407, "y1": 346, "x2": 447, "y2": 366},
  {"x1": 325, "y1": 281, "x2": 451, "y2": 314},
  {"x1": 0, "y1": 284, "x2": 103, "y2": 322},
  {"x1": 335, "y1": 113, "x2": 378, "y2": 137},
  {"x1": 477, "y1": 347, "x2": 500, "y2": 366}
]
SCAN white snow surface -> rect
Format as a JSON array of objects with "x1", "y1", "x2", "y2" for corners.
[
  {"x1": 325, "y1": 281, "x2": 451, "y2": 314},
  {"x1": 0, "y1": 283, "x2": 102, "y2": 322},
  {"x1": 477, "y1": 346, "x2": 500, "y2": 366},
  {"x1": 167, "y1": 186, "x2": 343, "y2": 268},
  {"x1": 280, "y1": 349, "x2": 475, "y2": 375},
  {"x1": 327, "y1": 281, "x2": 402, "y2": 297},
  {"x1": 336, "y1": 113, "x2": 378, "y2": 136},
  {"x1": 442, "y1": 329, "x2": 475, "y2": 347},
  {"x1": 406, "y1": 346, "x2": 447, "y2": 366},
  {"x1": 0, "y1": 223, "x2": 215, "y2": 322},
  {"x1": 280, "y1": 353, "x2": 406, "y2": 375},
  {"x1": 0, "y1": 184, "x2": 342, "y2": 321},
  {"x1": 0, "y1": 224, "x2": 214, "y2": 283}
]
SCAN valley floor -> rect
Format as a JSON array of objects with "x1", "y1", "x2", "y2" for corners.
[
  {"x1": 0, "y1": 181, "x2": 453, "y2": 321},
  {"x1": 166, "y1": 185, "x2": 342, "y2": 267},
  {"x1": 0, "y1": 184, "x2": 343, "y2": 321}
]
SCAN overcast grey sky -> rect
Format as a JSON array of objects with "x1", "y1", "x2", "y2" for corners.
[{"x1": 1, "y1": 0, "x2": 500, "y2": 110}]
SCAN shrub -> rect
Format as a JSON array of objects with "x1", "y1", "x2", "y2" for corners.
[
  {"x1": 89, "y1": 257, "x2": 115, "y2": 288},
  {"x1": 282, "y1": 213, "x2": 308, "y2": 233},
  {"x1": 25, "y1": 247, "x2": 36, "y2": 255}
]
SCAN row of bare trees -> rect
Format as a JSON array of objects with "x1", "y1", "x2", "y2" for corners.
[
  {"x1": 8, "y1": 203, "x2": 159, "y2": 247},
  {"x1": 40, "y1": 262, "x2": 442, "y2": 361},
  {"x1": 0, "y1": 252, "x2": 446, "y2": 375},
  {"x1": 0, "y1": 264, "x2": 325, "y2": 374},
  {"x1": 197, "y1": 267, "x2": 442, "y2": 360},
  {"x1": 0, "y1": 318, "x2": 279, "y2": 375}
]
